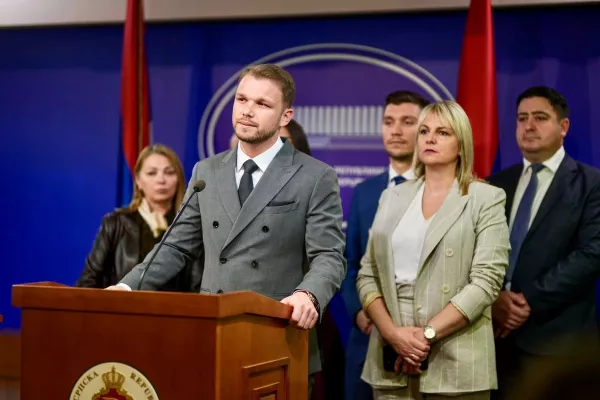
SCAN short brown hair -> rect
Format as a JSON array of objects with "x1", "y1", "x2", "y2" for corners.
[
  {"x1": 239, "y1": 64, "x2": 296, "y2": 108},
  {"x1": 128, "y1": 144, "x2": 186, "y2": 212},
  {"x1": 385, "y1": 90, "x2": 430, "y2": 109}
]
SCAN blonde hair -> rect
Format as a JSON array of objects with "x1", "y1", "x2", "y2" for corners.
[
  {"x1": 414, "y1": 100, "x2": 475, "y2": 195},
  {"x1": 128, "y1": 144, "x2": 186, "y2": 211},
  {"x1": 239, "y1": 64, "x2": 296, "y2": 108}
]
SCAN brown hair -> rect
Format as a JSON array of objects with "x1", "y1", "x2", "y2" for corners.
[
  {"x1": 284, "y1": 119, "x2": 311, "y2": 156},
  {"x1": 127, "y1": 144, "x2": 186, "y2": 211},
  {"x1": 239, "y1": 64, "x2": 296, "y2": 108},
  {"x1": 385, "y1": 90, "x2": 430, "y2": 109}
]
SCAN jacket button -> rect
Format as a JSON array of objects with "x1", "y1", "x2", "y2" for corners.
[
  {"x1": 220, "y1": 257, "x2": 227, "y2": 264},
  {"x1": 217, "y1": 289, "x2": 223, "y2": 294},
  {"x1": 213, "y1": 221, "x2": 219, "y2": 228},
  {"x1": 251, "y1": 260, "x2": 258, "y2": 268},
  {"x1": 262, "y1": 226, "x2": 269, "y2": 233},
  {"x1": 442, "y1": 284, "x2": 450, "y2": 293},
  {"x1": 445, "y1": 248, "x2": 454, "y2": 257}
]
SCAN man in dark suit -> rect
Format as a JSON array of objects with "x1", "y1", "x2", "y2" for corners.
[
  {"x1": 488, "y1": 86, "x2": 600, "y2": 399},
  {"x1": 338, "y1": 91, "x2": 430, "y2": 400}
]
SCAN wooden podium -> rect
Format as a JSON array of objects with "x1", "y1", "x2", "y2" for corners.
[{"x1": 12, "y1": 282, "x2": 308, "y2": 399}]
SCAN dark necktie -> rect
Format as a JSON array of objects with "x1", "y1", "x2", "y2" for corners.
[
  {"x1": 238, "y1": 159, "x2": 259, "y2": 206},
  {"x1": 505, "y1": 163, "x2": 544, "y2": 290},
  {"x1": 393, "y1": 176, "x2": 406, "y2": 185}
]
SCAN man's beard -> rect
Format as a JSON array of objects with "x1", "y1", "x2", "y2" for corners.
[{"x1": 235, "y1": 123, "x2": 279, "y2": 145}]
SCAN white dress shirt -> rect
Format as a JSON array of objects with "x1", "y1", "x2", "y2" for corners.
[
  {"x1": 509, "y1": 146, "x2": 565, "y2": 231},
  {"x1": 391, "y1": 185, "x2": 434, "y2": 283},
  {"x1": 235, "y1": 137, "x2": 284, "y2": 189},
  {"x1": 387, "y1": 164, "x2": 416, "y2": 188}
]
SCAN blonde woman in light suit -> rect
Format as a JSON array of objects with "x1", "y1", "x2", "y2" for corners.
[{"x1": 357, "y1": 101, "x2": 510, "y2": 400}]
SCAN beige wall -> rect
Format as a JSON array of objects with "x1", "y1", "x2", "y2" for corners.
[{"x1": 0, "y1": 0, "x2": 597, "y2": 27}]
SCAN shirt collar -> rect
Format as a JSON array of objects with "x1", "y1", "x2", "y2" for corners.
[
  {"x1": 236, "y1": 137, "x2": 284, "y2": 173},
  {"x1": 523, "y1": 146, "x2": 565, "y2": 174},
  {"x1": 388, "y1": 164, "x2": 415, "y2": 183}
]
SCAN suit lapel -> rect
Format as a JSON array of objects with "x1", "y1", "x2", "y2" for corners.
[
  {"x1": 379, "y1": 171, "x2": 390, "y2": 193},
  {"x1": 381, "y1": 179, "x2": 422, "y2": 239},
  {"x1": 417, "y1": 180, "x2": 469, "y2": 277},
  {"x1": 216, "y1": 148, "x2": 241, "y2": 224},
  {"x1": 501, "y1": 166, "x2": 523, "y2": 221},
  {"x1": 527, "y1": 155, "x2": 578, "y2": 238},
  {"x1": 223, "y1": 141, "x2": 300, "y2": 250},
  {"x1": 379, "y1": 179, "x2": 422, "y2": 302}
]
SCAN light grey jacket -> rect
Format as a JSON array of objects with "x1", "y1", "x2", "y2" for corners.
[{"x1": 357, "y1": 178, "x2": 509, "y2": 394}]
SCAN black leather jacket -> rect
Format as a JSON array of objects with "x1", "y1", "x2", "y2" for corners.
[{"x1": 76, "y1": 208, "x2": 203, "y2": 292}]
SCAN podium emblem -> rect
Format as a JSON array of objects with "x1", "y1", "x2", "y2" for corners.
[{"x1": 70, "y1": 362, "x2": 159, "y2": 400}]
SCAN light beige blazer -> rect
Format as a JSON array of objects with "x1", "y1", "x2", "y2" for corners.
[{"x1": 356, "y1": 178, "x2": 510, "y2": 394}]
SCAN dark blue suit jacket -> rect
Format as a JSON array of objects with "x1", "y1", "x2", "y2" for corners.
[
  {"x1": 339, "y1": 172, "x2": 389, "y2": 345},
  {"x1": 488, "y1": 154, "x2": 600, "y2": 355}
]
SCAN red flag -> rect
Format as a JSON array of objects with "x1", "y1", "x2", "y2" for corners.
[
  {"x1": 118, "y1": 0, "x2": 151, "y2": 205},
  {"x1": 457, "y1": 0, "x2": 498, "y2": 178}
]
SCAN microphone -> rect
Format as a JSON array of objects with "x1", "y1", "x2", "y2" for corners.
[{"x1": 136, "y1": 180, "x2": 206, "y2": 291}]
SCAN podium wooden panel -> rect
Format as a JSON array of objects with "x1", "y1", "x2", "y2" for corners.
[{"x1": 12, "y1": 282, "x2": 308, "y2": 399}]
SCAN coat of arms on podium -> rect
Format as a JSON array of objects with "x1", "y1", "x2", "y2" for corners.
[
  {"x1": 70, "y1": 362, "x2": 159, "y2": 400},
  {"x1": 92, "y1": 366, "x2": 133, "y2": 400}
]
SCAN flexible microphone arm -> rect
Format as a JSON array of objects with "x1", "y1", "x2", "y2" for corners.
[{"x1": 136, "y1": 180, "x2": 206, "y2": 291}]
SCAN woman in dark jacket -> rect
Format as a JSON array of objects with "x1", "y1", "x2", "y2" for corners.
[{"x1": 76, "y1": 144, "x2": 202, "y2": 292}]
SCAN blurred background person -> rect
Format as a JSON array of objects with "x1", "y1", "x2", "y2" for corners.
[
  {"x1": 509, "y1": 335, "x2": 600, "y2": 400},
  {"x1": 357, "y1": 101, "x2": 509, "y2": 399},
  {"x1": 340, "y1": 90, "x2": 430, "y2": 400},
  {"x1": 279, "y1": 119, "x2": 312, "y2": 156},
  {"x1": 76, "y1": 144, "x2": 202, "y2": 292}
]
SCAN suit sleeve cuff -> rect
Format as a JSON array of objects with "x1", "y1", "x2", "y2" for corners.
[
  {"x1": 362, "y1": 292, "x2": 383, "y2": 314},
  {"x1": 449, "y1": 300, "x2": 469, "y2": 320},
  {"x1": 449, "y1": 284, "x2": 488, "y2": 322}
]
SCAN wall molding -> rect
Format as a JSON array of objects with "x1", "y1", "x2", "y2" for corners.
[{"x1": 0, "y1": 0, "x2": 597, "y2": 28}]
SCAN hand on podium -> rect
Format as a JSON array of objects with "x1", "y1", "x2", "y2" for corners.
[
  {"x1": 281, "y1": 291, "x2": 318, "y2": 330},
  {"x1": 105, "y1": 285, "x2": 128, "y2": 291}
]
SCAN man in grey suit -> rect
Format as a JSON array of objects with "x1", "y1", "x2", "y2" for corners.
[{"x1": 108, "y1": 63, "x2": 347, "y2": 394}]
